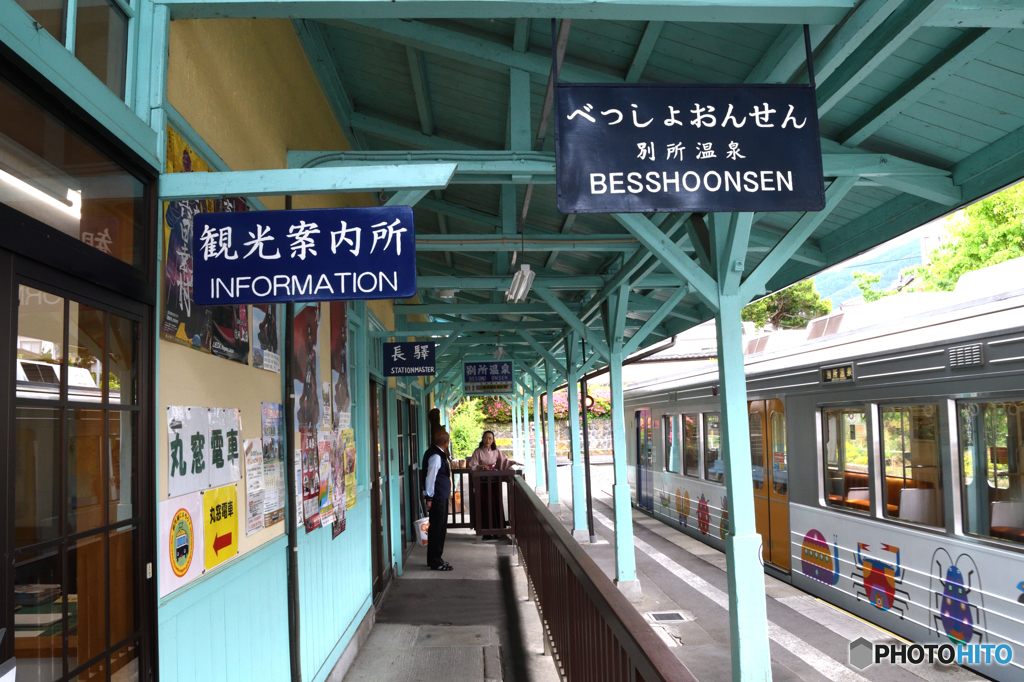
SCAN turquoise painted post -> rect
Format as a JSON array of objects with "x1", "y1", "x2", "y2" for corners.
[
  {"x1": 522, "y1": 382, "x2": 531, "y2": 482},
  {"x1": 534, "y1": 380, "x2": 546, "y2": 494},
  {"x1": 512, "y1": 397, "x2": 521, "y2": 463},
  {"x1": 542, "y1": 366, "x2": 556, "y2": 498},
  {"x1": 532, "y1": 382, "x2": 543, "y2": 482},
  {"x1": 567, "y1": 342, "x2": 588, "y2": 538},
  {"x1": 609, "y1": 347, "x2": 640, "y2": 600},
  {"x1": 716, "y1": 296, "x2": 772, "y2": 681}
]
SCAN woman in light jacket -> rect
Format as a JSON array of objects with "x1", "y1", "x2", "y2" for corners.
[
  {"x1": 466, "y1": 431, "x2": 516, "y2": 538},
  {"x1": 467, "y1": 431, "x2": 513, "y2": 471}
]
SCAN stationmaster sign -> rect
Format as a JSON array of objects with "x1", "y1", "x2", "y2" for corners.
[
  {"x1": 193, "y1": 206, "x2": 416, "y2": 305},
  {"x1": 556, "y1": 84, "x2": 824, "y2": 214}
]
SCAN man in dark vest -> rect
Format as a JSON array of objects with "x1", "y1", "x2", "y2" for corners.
[{"x1": 423, "y1": 429, "x2": 453, "y2": 571}]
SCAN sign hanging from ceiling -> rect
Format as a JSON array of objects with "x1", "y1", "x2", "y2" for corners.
[
  {"x1": 192, "y1": 206, "x2": 416, "y2": 305},
  {"x1": 556, "y1": 84, "x2": 824, "y2": 214},
  {"x1": 464, "y1": 360, "x2": 514, "y2": 396},
  {"x1": 383, "y1": 341, "x2": 436, "y2": 377}
]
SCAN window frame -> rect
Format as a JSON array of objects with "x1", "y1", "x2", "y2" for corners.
[
  {"x1": 703, "y1": 412, "x2": 723, "y2": 484},
  {"x1": 663, "y1": 414, "x2": 681, "y2": 474},
  {"x1": 820, "y1": 405, "x2": 871, "y2": 515},
  {"x1": 683, "y1": 413, "x2": 701, "y2": 480},
  {"x1": 956, "y1": 396, "x2": 1024, "y2": 549},
  {"x1": 877, "y1": 402, "x2": 946, "y2": 529}
]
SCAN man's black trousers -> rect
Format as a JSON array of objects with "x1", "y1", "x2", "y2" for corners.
[{"x1": 426, "y1": 498, "x2": 449, "y2": 567}]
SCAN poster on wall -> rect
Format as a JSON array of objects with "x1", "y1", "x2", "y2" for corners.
[
  {"x1": 321, "y1": 382, "x2": 332, "y2": 431},
  {"x1": 292, "y1": 304, "x2": 321, "y2": 432},
  {"x1": 244, "y1": 438, "x2": 266, "y2": 536},
  {"x1": 330, "y1": 301, "x2": 351, "y2": 430},
  {"x1": 159, "y1": 493, "x2": 204, "y2": 598},
  {"x1": 295, "y1": 456, "x2": 304, "y2": 528},
  {"x1": 203, "y1": 484, "x2": 239, "y2": 570},
  {"x1": 167, "y1": 406, "x2": 212, "y2": 497},
  {"x1": 330, "y1": 433, "x2": 347, "y2": 538},
  {"x1": 317, "y1": 432, "x2": 335, "y2": 526},
  {"x1": 208, "y1": 408, "x2": 241, "y2": 488},
  {"x1": 261, "y1": 402, "x2": 285, "y2": 526},
  {"x1": 161, "y1": 128, "x2": 250, "y2": 358},
  {"x1": 342, "y1": 428, "x2": 357, "y2": 509},
  {"x1": 210, "y1": 305, "x2": 250, "y2": 364},
  {"x1": 300, "y1": 428, "x2": 321, "y2": 533},
  {"x1": 252, "y1": 304, "x2": 280, "y2": 373}
]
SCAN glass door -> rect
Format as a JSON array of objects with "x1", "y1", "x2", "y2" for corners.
[{"x1": 3, "y1": 265, "x2": 150, "y2": 681}]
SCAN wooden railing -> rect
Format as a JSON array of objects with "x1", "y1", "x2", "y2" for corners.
[
  {"x1": 448, "y1": 469, "x2": 472, "y2": 528},
  {"x1": 510, "y1": 476, "x2": 697, "y2": 682},
  {"x1": 470, "y1": 470, "x2": 519, "y2": 536}
]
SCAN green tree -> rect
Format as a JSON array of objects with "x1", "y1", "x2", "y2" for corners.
[
  {"x1": 449, "y1": 398, "x2": 485, "y2": 460},
  {"x1": 852, "y1": 270, "x2": 896, "y2": 303},
  {"x1": 907, "y1": 181, "x2": 1024, "y2": 291},
  {"x1": 741, "y1": 279, "x2": 831, "y2": 330}
]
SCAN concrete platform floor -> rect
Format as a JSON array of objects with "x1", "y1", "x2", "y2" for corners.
[
  {"x1": 341, "y1": 529, "x2": 560, "y2": 682},
  {"x1": 554, "y1": 464, "x2": 982, "y2": 682}
]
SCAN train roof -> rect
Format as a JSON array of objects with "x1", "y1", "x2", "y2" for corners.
[{"x1": 625, "y1": 258, "x2": 1024, "y2": 399}]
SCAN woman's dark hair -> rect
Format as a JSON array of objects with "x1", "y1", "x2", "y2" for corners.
[{"x1": 479, "y1": 430, "x2": 498, "y2": 451}]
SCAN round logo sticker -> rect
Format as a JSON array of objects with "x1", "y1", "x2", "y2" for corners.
[{"x1": 169, "y1": 508, "x2": 195, "y2": 578}]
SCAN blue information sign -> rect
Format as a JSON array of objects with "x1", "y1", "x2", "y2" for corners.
[
  {"x1": 464, "y1": 360, "x2": 514, "y2": 396},
  {"x1": 193, "y1": 206, "x2": 416, "y2": 305},
  {"x1": 383, "y1": 342, "x2": 436, "y2": 377},
  {"x1": 556, "y1": 84, "x2": 824, "y2": 214}
]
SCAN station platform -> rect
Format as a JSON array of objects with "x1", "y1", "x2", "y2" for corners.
[
  {"x1": 338, "y1": 529, "x2": 560, "y2": 682},
  {"x1": 554, "y1": 465, "x2": 982, "y2": 682}
]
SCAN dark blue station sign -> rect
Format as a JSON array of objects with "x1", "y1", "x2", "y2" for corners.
[
  {"x1": 555, "y1": 84, "x2": 825, "y2": 214},
  {"x1": 193, "y1": 206, "x2": 416, "y2": 305},
  {"x1": 383, "y1": 342, "x2": 436, "y2": 377}
]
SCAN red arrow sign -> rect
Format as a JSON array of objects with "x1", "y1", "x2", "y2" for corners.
[{"x1": 213, "y1": 532, "x2": 232, "y2": 554}]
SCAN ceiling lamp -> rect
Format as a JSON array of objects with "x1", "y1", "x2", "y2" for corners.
[{"x1": 505, "y1": 264, "x2": 535, "y2": 303}]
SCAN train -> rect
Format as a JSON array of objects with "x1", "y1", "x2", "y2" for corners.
[{"x1": 624, "y1": 258, "x2": 1024, "y2": 680}]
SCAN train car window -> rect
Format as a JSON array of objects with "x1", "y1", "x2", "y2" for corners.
[
  {"x1": 958, "y1": 400, "x2": 1024, "y2": 545},
  {"x1": 749, "y1": 411, "x2": 765, "y2": 490},
  {"x1": 821, "y1": 408, "x2": 869, "y2": 513},
  {"x1": 704, "y1": 413, "x2": 722, "y2": 482},
  {"x1": 665, "y1": 415, "x2": 681, "y2": 473},
  {"x1": 770, "y1": 411, "x2": 787, "y2": 495},
  {"x1": 684, "y1": 415, "x2": 700, "y2": 478},
  {"x1": 880, "y1": 405, "x2": 944, "y2": 527}
]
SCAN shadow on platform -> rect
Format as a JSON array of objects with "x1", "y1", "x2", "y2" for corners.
[{"x1": 339, "y1": 529, "x2": 559, "y2": 682}]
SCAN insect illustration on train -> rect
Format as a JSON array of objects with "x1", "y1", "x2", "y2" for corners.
[
  {"x1": 659, "y1": 490, "x2": 670, "y2": 510},
  {"x1": 697, "y1": 494, "x2": 710, "y2": 534},
  {"x1": 719, "y1": 495, "x2": 729, "y2": 540},
  {"x1": 851, "y1": 542, "x2": 909, "y2": 618},
  {"x1": 930, "y1": 549, "x2": 986, "y2": 645},
  {"x1": 676, "y1": 488, "x2": 688, "y2": 528},
  {"x1": 800, "y1": 529, "x2": 840, "y2": 586},
  {"x1": 1017, "y1": 581, "x2": 1024, "y2": 605}
]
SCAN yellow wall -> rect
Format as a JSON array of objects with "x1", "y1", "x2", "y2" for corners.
[
  {"x1": 160, "y1": 19, "x2": 396, "y2": 568},
  {"x1": 167, "y1": 18, "x2": 373, "y2": 210}
]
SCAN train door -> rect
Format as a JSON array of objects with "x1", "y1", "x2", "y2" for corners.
[
  {"x1": 635, "y1": 409, "x2": 654, "y2": 511},
  {"x1": 749, "y1": 400, "x2": 790, "y2": 571}
]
